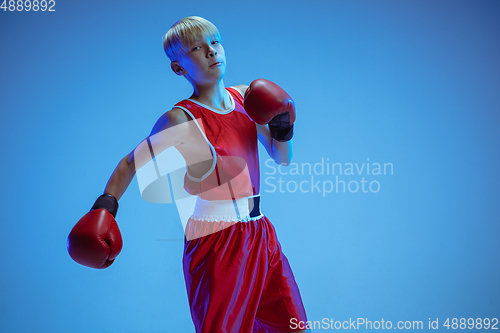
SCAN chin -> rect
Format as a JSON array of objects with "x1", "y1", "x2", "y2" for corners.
[
  {"x1": 213, "y1": 69, "x2": 226, "y2": 81},
  {"x1": 219, "y1": 67, "x2": 227, "y2": 78}
]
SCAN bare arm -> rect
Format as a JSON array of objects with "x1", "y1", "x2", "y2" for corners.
[
  {"x1": 233, "y1": 84, "x2": 293, "y2": 166},
  {"x1": 103, "y1": 153, "x2": 136, "y2": 201},
  {"x1": 256, "y1": 124, "x2": 293, "y2": 166},
  {"x1": 102, "y1": 108, "x2": 190, "y2": 201}
]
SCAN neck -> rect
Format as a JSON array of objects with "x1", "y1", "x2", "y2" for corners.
[{"x1": 189, "y1": 80, "x2": 230, "y2": 111}]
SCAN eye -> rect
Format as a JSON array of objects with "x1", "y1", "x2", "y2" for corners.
[
  {"x1": 211, "y1": 40, "x2": 220, "y2": 45},
  {"x1": 191, "y1": 46, "x2": 201, "y2": 51}
]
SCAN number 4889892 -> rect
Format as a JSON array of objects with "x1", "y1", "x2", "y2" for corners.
[{"x1": 1, "y1": 0, "x2": 56, "y2": 11}]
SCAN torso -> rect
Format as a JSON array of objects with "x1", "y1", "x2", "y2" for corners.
[{"x1": 172, "y1": 87, "x2": 260, "y2": 199}]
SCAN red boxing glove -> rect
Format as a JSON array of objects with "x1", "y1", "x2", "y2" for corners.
[
  {"x1": 67, "y1": 194, "x2": 123, "y2": 269},
  {"x1": 244, "y1": 79, "x2": 296, "y2": 142}
]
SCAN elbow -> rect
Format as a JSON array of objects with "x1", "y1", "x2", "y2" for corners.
[
  {"x1": 124, "y1": 153, "x2": 133, "y2": 169},
  {"x1": 284, "y1": 150, "x2": 293, "y2": 166},
  {"x1": 126, "y1": 151, "x2": 134, "y2": 166},
  {"x1": 123, "y1": 152, "x2": 136, "y2": 176},
  {"x1": 275, "y1": 154, "x2": 292, "y2": 166},
  {"x1": 271, "y1": 139, "x2": 293, "y2": 166}
]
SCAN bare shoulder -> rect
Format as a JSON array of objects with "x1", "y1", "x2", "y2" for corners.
[
  {"x1": 231, "y1": 84, "x2": 249, "y2": 97},
  {"x1": 161, "y1": 107, "x2": 192, "y2": 126},
  {"x1": 129, "y1": 108, "x2": 195, "y2": 167},
  {"x1": 150, "y1": 107, "x2": 192, "y2": 136}
]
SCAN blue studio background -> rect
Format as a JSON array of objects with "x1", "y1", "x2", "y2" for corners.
[{"x1": 1, "y1": 0, "x2": 499, "y2": 332}]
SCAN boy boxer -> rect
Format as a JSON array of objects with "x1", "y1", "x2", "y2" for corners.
[{"x1": 68, "y1": 16, "x2": 310, "y2": 333}]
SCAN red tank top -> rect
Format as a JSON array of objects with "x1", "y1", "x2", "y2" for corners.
[{"x1": 174, "y1": 87, "x2": 260, "y2": 200}]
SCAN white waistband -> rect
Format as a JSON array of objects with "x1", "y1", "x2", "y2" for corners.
[{"x1": 190, "y1": 195, "x2": 263, "y2": 222}]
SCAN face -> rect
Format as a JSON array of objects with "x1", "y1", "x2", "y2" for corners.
[{"x1": 172, "y1": 34, "x2": 226, "y2": 85}]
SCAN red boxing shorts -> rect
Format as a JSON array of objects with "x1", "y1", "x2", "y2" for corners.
[{"x1": 183, "y1": 196, "x2": 308, "y2": 333}]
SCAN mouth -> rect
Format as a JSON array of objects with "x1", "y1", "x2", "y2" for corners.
[{"x1": 210, "y1": 62, "x2": 223, "y2": 67}]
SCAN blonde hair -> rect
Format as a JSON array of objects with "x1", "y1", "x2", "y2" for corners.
[{"x1": 163, "y1": 16, "x2": 221, "y2": 61}]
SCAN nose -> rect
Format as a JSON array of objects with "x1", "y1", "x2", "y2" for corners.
[{"x1": 207, "y1": 44, "x2": 217, "y2": 57}]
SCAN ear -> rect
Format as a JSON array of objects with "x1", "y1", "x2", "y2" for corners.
[{"x1": 171, "y1": 61, "x2": 185, "y2": 76}]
